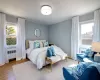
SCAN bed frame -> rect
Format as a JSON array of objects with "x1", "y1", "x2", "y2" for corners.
[
  {"x1": 25, "y1": 40, "x2": 30, "y2": 49},
  {"x1": 25, "y1": 40, "x2": 68, "y2": 71}
]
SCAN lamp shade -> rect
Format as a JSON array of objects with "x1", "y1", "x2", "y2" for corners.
[{"x1": 92, "y1": 42, "x2": 100, "y2": 52}]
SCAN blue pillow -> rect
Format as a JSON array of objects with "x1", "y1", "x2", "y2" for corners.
[
  {"x1": 50, "y1": 46, "x2": 55, "y2": 56},
  {"x1": 47, "y1": 48, "x2": 52, "y2": 57},
  {"x1": 85, "y1": 48, "x2": 93, "y2": 57},
  {"x1": 46, "y1": 47, "x2": 56, "y2": 57},
  {"x1": 76, "y1": 62, "x2": 92, "y2": 76},
  {"x1": 34, "y1": 42, "x2": 40, "y2": 48}
]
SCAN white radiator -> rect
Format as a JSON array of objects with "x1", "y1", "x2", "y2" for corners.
[{"x1": 7, "y1": 48, "x2": 16, "y2": 60}]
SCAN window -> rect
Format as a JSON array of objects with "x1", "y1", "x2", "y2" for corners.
[
  {"x1": 80, "y1": 21, "x2": 94, "y2": 46},
  {"x1": 6, "y1": 24, "x2": 17, "y2": 46}
]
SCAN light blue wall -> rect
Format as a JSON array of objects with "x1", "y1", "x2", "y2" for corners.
[
  {"x1": 48, "y1": 12, "x2": 94, "y2": 57},
  {"x1": 25, "y1": 20, "x2": 48, "y2": 41},
  {"x1": 79, "y1": 12, "x2": 94, "y2": 22},
  {"x1": 48, "y1": 19, "x2": 72, "y2": 56}
]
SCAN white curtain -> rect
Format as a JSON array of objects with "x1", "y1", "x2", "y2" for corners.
[
  {"x1": 0, "y1": 13, "x2": 7, "y2": 65},
  {"x1": 93, "y1": 9, "x2": 100, "y2": 42},
  {"x1": 16, "y1": 18, "x2": 26, "y2": 60},
  {"x1": 71, "y1": 16, "x2": 80, "y2": 60}
]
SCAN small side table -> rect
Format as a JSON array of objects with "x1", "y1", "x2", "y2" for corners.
[
  {"x1": 49, "y1": 44, "x2": 54, "y2": 46},
  {"x1": 94, "y1": 53, "x2": 100, "y2": 63}
]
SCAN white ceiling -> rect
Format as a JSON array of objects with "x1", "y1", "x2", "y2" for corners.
[{"x1": 0, "y1": 0, "x2": 100, "y2": 25}]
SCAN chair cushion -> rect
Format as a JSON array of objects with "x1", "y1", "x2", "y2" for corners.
[
  {"x1": 77, "y1": 54, "x2": 94, "y2": 62},
  {"x1": 77, "y1": 54, "x2": 87, "y2": 62},
  {"x1": 80, "y1": 66, "x2": 100, "y2": 80},
  {"x1": 77, "y1": 54, "x2": 87, "y2": 58},
  {"x1": 63, "y1": 62, "x2": 100, "y2": 80},
  {"x1": 63, "y1": 67, "x2": 76, "y2": 80}
]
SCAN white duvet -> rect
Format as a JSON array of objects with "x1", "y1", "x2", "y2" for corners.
[{"x1": 27, "y1": 46, "x2": 67, "y2": 69}]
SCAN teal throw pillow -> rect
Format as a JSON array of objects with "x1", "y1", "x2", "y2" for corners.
[
  {"x1": 34, "y1": 42, "x2": 40, "y2": 48},
  {"x1": 85, "y1": 48, "x2": 93, "y2": 58}
]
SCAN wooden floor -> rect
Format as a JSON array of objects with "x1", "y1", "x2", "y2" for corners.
[{"x1": 0, "y1": 59, "x2": 28, "y2": 80}]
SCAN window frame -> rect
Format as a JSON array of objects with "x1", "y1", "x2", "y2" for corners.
[
  {"x1": 79, "y1": 20, "x2": 94, "y2": 47},
  {"x1": 4, "y1": 22, "x2": 17, "y2": 48}
]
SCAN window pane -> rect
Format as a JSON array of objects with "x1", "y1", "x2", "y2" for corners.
[
  {"x1": 6, "y1": 37, "x2": 16, "y2": 45},
  {"x1": 6, "y1": 25, "x2": 17, "y2": 45},
  {"x1": 81, "y1": 22, "x2": 94, "y2": 45}
]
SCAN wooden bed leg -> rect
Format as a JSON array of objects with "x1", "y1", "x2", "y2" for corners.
[
  {"x1": 50, "y1": 63, "x2": 52, "y2": 71},
  {"x1": 65, "y1": 56, "x2": 68, "y2": 61}
]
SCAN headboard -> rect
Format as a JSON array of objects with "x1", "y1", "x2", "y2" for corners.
[
  {"x1": 25, "y1": 40, "x2": 30, "y2": 49},
  {"x1": 25, "y1": 40, "x2": 47, "y2": 49}
]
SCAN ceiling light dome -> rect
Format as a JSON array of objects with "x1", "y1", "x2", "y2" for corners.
[{"x1": 41, "y1": 5, "x2": 52, "y2": 15}]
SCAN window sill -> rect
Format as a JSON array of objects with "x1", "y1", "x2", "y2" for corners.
[
  {"x1": 80, "y1": 45, "x2": 91, "y2": 48},
  {"x1": 6, "y1": 45, "x2": 16, "y2": 49}
]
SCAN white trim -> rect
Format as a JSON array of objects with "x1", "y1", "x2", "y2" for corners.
[
  {"x1": 0, "y1": 63, "x2": 5, "y2": 66},
  {"x1": 6, "y1": 45, "x2": 17, "y2": 48},
  {"x1": 79, "y1": 19, "x2": 94, "y2": 46},
  {"x1": 4, "y1": 22, "x2": 18, "y2": 62},
  {"x1": 4, "y1": 22, "x2": 17, "y2": 47},
  {"x1": 16, "y1": 57, "x2": 22, "y2": 61},
  {"x1": 79, "y1": 19, "x2": 94, "y2": 24},
  {"x1": 6, "y1": 22, "x2": 17, "y2": 26}
]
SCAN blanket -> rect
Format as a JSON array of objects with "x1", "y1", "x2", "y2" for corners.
[{"x1": 27, "y1": 45, "x2": 67, "y2": 69}]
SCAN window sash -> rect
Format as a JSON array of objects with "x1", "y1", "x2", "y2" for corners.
[
  {"x1": 5, "y1": 23, "x2": 17, "y2": 46},
  {"x1": 79, "y1": 20, "x2": 94, "y2": 46}
]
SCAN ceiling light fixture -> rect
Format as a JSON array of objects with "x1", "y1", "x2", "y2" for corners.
[{"x1": 41, "y1": 5, "x2": 52, "y2": 15}]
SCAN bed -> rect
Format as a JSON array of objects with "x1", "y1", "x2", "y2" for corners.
[{"x1": 26, "y1": 40, "x2": 68, "y2": 69}]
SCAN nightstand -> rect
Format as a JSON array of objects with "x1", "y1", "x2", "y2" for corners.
[
  {"x1": 94, "y1": 53, "x2": 100, "y2": 63},
  {"x1": 49, "y1": 44, "x2": 54, "y2": 46}
]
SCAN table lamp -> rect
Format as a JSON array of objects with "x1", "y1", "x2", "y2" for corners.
[
  {"x1": 92, "y1": 42, "x2": 100, "y2": 62},
  {"x1": 92, "y1": 42, "x2": 100, "y2": 54}
]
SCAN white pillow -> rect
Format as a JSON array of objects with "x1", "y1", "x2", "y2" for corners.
[
  {"x1": 29, "y1": 40, "x2": 36, "y2": 49},
  {"x1": 43, "y1": 41, "x2": 49, "y2": 47}
]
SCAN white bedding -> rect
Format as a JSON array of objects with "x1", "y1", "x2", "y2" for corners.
[{"x1": 27, "y1": 46, "x2": 67, "y2": 69}]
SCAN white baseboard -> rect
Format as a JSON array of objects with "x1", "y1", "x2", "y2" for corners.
[
  {"x1": 0, "y1": 63, "x2": 5, "y2": 66},
  {"x1": 16, "y1": 58, "x2": 22, "y2": 61}
]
